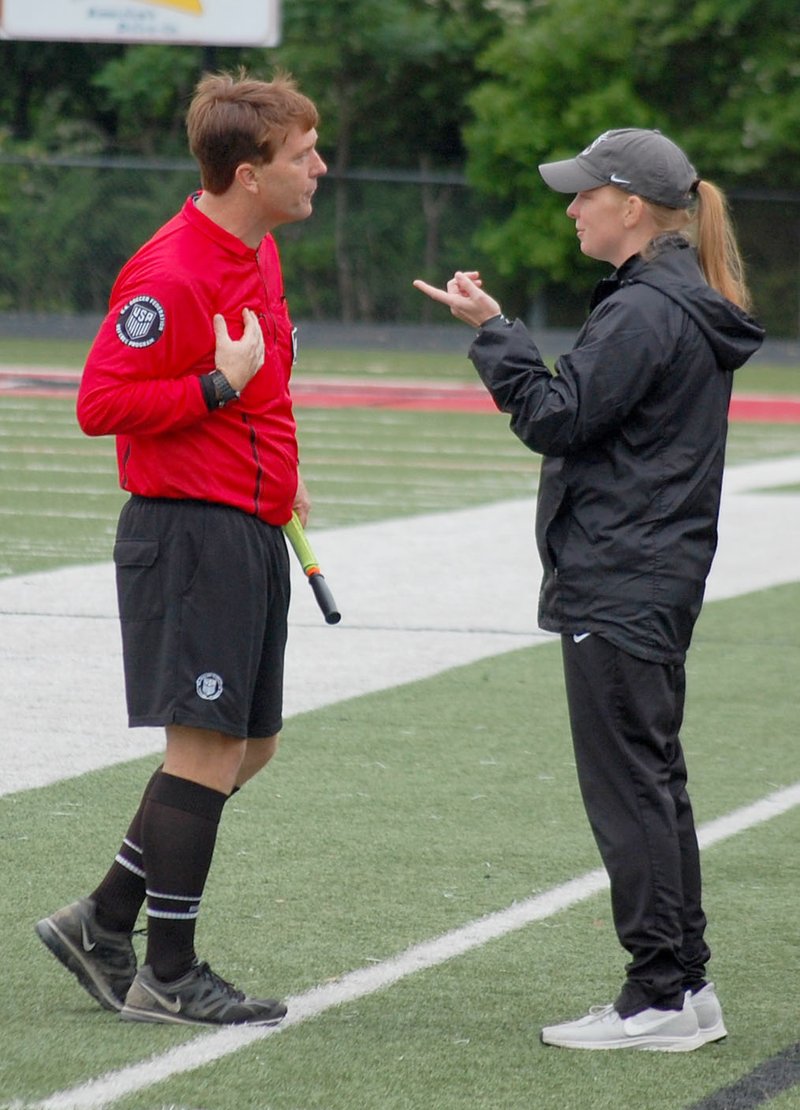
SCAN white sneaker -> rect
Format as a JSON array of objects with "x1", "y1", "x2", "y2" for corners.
[
  {"x1": 688, "y1": 983, "x2": 727, "y2": 1044},
  {"x1": 540, "y1": 994, "x2": 705, "y2": 1052}
]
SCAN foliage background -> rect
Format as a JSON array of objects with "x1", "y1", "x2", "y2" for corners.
[{"x1": 1, "y1": 0, "x2": 799, "y2": 334}]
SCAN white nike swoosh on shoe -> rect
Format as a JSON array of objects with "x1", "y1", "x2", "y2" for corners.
[
  {"x1": 141, "y1": 980, "x2": 182, "y2": 1014},
  {"x1": 80, "y1": 921, "x2": 96, "y2": 952},
  {"x1": 572, "y1": 632, "x2": 591, "y2": 643},
  {"x1": 623, "y1": 1011, "x2": 680, "y2": 1035}
]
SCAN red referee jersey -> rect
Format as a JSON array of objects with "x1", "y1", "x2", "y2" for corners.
[{"x1": 77, "y1": 194, "x2": 299, "y2": 525}]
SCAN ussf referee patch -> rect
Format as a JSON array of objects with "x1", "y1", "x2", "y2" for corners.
[{"x1": 116, "y1": 295, "x2": 166, "y2": 348}]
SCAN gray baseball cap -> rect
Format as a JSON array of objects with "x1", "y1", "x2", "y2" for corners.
[{"x1": 538, "y1": 128, "x2": 698, "y2": 209}]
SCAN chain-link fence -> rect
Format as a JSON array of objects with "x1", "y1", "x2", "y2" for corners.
[{"x1": 0, "y1": 155, "x2": 797, "y2": 338}]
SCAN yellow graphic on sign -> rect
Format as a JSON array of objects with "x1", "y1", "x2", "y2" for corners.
[{"x1": 136, "y1": 0, "x2": 204, "y2": 14}]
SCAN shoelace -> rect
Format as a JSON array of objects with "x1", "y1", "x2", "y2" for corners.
[{"x1": 197, "y1": 962, "x2": 246, "y2": 1003}]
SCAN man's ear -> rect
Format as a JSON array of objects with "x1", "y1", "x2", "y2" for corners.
[{"x1": 234, "y1": 162, "x2": 260, "y2": 194}]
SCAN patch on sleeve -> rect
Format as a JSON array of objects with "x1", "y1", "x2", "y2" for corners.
[{"x1": 115, "y1": 295, "x2": 166, "y2": 348}]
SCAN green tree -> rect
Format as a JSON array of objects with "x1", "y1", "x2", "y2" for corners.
[
  {"x1": 465, "y1": 0, "x2": 800, "y2": 326},
  {"x1": 0, "y1": 41, "x2": 122, "y2": 145},
  {"x1": 0, "y1": 3, "x2": 508, "y2": 323},
  {"x1": 3, "y1": 1, "x2": 797, "y2": 328},
  {"x1": 90, "y1": 45, "x2": 208, "y2": 155},
  {"x1": 255, "y1": 0, "x2": 506, "y2": 321}
]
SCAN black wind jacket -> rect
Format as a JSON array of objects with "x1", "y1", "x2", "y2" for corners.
[{"x1": 469, "y1": 237, "x2": 765, "y2": 663}]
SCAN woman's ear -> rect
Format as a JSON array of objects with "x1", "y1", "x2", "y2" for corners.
[{"x1": 622, "y1": 193, "x2": 646, "y2": 228}]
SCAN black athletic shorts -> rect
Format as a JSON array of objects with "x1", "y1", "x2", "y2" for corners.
[{"x1": 113, "y1": 496, "x2": 290, "y2": 738}]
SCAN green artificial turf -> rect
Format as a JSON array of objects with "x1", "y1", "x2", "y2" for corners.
[
  {"x1": 2, "y1": 393, "x2": 800, "y2": 578},
  {"x1": 1, "y1": 585, "x2": 798, "y2": 1108},
  {"x1": 1, "y1": 352, "x2": 798, "y2": 1109}
]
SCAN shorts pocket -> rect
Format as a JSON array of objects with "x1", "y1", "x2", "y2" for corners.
[{"x1": 114, "y1": 538, "x2": 163, "y2": 621}]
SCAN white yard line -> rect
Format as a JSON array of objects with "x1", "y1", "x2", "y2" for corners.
[
  {"x1": 29, "y1": 781, "x2": 800, "y2": 1110},
  {"x1": 3, "y1": 457, "x2": 800, "y2": 797}
]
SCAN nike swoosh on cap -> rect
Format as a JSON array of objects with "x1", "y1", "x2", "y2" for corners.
[{"x1": 609, "y1": 173, "x2": 632, "y2": 185}]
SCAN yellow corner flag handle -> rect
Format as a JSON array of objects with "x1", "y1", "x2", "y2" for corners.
[{"x1": 282, "y1": 512, "x2": 341, "y2": 625}]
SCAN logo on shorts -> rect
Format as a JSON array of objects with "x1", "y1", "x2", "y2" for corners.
[
  {"x1": 195, "y1": 672, "x2": 224, "y2": 701},
  {"x1": 116, "y1": 295, "x2": 166, "y2": 348}
]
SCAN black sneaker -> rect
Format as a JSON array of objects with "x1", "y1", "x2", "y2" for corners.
[
  {"x1": 120, "y1": 961, "x2": 287, "y2": 1026},
  {"x1": 35, "y1": 897, "x2": 137, "y2": 1012}
]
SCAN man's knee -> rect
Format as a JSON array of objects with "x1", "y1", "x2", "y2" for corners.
[
  {"x1": 164, "y1": 724, "x2": 247, "y2": 793},
  {"x1": 257, "y1": 733, "x2": 280, "y2": 765},
  {"x1": 237, "y1": 733, "x2": 280, "y2": 786}
]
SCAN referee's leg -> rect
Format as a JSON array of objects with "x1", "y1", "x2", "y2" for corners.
[{"x1": 161, "y1": 726, "x2": 279, "y2": 791}]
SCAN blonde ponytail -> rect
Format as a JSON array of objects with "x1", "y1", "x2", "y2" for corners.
[
  {"x1": 643, "y1": 181, "x2": 753, "y2": 313},
  {"x1": 691, "y1": 180, "x2": 752, "y2": 312}
]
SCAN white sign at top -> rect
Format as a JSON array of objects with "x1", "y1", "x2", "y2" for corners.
[{"x1": 0, "y1": 0, "x2": 281, "y2": 47}]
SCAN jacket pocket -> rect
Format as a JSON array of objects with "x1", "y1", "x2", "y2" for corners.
[{"x1": 113, "y1": 538, "x2": 163, "y2": 621}]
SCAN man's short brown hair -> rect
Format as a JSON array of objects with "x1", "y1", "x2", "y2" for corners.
[{"x1": 187, "y1": 70, "x2": 319, "y2": 195}]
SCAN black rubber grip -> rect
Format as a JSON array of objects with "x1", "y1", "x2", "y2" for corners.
[{"x1": 308, "y1": 572, "x2": 341, "y2": 624}]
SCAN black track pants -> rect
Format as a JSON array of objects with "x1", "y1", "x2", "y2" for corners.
[{"x1": 561, "y1": 634, "x2": 711, "y2": 1016}]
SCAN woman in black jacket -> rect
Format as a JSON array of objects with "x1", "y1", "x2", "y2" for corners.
[{"x1": 414, "y1": 128, "x2": 764, "y2": 1052}]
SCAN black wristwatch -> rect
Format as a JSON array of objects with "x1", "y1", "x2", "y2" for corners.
[
  {"x1": 209, "y1": 369, "x2": 240, "y2": 408},
  {"x1": 480, "y1": 313, "x2": 511, "y2": 329}
]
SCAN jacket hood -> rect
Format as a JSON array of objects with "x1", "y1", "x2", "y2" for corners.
[{"x1": 593, "y1": 236, "x2": 765, "y2": 372}]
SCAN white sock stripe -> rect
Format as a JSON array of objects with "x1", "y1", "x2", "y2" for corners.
[
  {"x1": 145, "y1": 908, "x2": 200, "y2": 921},
  {"x1": 144, "y1": 890, "x2": 202, "y2": 903},
  {"x1": 145, "y1": 889, "x2": 201, "y2": 920},
  {"x1": 121, "y1": 837, "x2": 142, "y2": 856},
  {"x1": 114, "y1": 854, "x2": 145, "y2": 880}
]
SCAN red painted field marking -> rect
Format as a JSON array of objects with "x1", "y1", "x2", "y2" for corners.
[{"x1": 2, "y1": 369, "x2": 800, "y2": 422}]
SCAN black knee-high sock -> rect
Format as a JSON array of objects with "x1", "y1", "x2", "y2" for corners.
[
  {"x1": 91, "y1": 765, "x2": 163, "y2": 934},
  {"x1": 140, "y1": 772, "x2": 228, "y2": 983}
]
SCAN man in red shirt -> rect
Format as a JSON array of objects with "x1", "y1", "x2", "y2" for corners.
[{"x1": 35, "y1": 71, "x2": 327, "y2": 1026}]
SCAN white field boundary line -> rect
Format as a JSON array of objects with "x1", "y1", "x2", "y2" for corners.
[{"x1": 28, "y1": 781, "x2": 800, "y2": 1110}]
